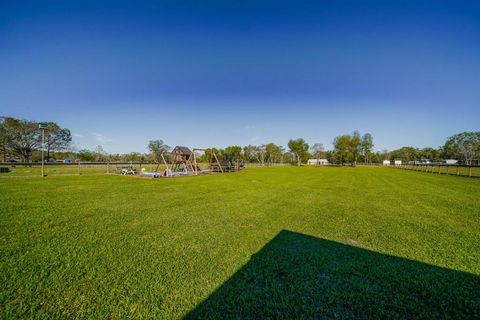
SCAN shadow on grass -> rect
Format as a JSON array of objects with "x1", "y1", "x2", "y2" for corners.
[{"x1": 185, "y1": 230, "x2": 479, "y2": 319}]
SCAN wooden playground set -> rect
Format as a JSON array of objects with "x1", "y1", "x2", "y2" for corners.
[{"x1": 118, "y1": 146, "x2": 244, "y2": 178}]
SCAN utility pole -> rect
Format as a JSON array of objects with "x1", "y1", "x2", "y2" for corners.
[{"x1": 39, "y1": 122, "x2": 48, "y2": 177}]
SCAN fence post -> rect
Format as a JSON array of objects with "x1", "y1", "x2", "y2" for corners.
[
  {"x1": 446, "y1": 165, "x2": 449, "y2": 175},
  {"x1": 469, "y1": 166, "x2": 472, "y2": 177},
  {"x1": 78, "y1": 161, "x2": 81, "y2": 175},
  {"x1": 456, "y1": 166, "x2": 459, "y2": 176},
  {"x1": 107, "y1": 162, "x2": 110, "y2": 174}
]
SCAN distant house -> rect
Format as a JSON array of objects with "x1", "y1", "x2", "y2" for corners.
[
  {"x1": 307, "y1": 159, "x2": 329, "y2": 165},
  {"x1": 63, "y1": 158, "x2": 73, "y2": 163},
  {"x1": 394, "y1": 159, "x2": 402, "y2": 166},
  {"x1": 443, "y1": 159, "x2": 458, "y2": 165},
  {"x1": 382, "y1": 160, "x2": 391, "y2": 166}
]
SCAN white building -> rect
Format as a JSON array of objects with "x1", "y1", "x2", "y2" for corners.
[
  {"x1": 394, "y1": 159, "x2": 402, "y2": 166},
  {"x1": 307, "y1": 159, "x2": 329, "y2": 166},
  {"x1": 382, "y1": 160, "x2": 391, "y2": 166},
  {"x1": 443, "y1": 159, "x2": 458, "y2": 165}
]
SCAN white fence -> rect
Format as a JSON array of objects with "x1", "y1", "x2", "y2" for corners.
[{"x1": 389, "y1": 163, "x2": 480, "y2": 178}]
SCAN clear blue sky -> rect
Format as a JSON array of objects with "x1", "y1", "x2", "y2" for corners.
[{"x1": 1, "y1": 0, "x2": 479, "y2": 153}]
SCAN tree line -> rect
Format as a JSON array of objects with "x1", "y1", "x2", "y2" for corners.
[
  {"x1": 1, "y1": 116, "x2": 479, "y2": 165},
  {"x1": 0, "y1": 117, "x2": 72, "y2": 162}
]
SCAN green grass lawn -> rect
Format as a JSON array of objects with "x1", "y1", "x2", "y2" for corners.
[{"x1": 1, "y1": 167, "x2": 479, "y2": 318}]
